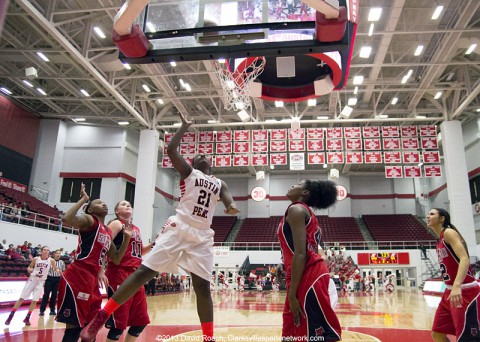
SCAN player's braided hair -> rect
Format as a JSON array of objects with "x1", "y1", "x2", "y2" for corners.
[
  {"x1": 304, "y1": 179, "x2": 337, "y2": 210},
  {"x1": 433, "y1": 208, "x2": 469, "y2": 256}
]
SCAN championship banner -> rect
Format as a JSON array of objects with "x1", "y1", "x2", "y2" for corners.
[
  {"x1": 403, "y1": 151, "x2": 420, "y2": 163},
  {"x1": 181, "y1": 132, "x2": 196, "y2": 143},
  {"x1": 307, "y1": 128, "x2": 324, "y2": 139},
  {"x1": 421, "y1": 137, "x2": 438, "y2": 149},
  {"x1": 365, "y1": 151, "x2": 382, "y2": 164},
  {"x1": 163, "y1": 145, "x2": 168, "y2": 155},
  {"x1": 216, "y1": 142, "x2": 232, "y2": 154},
  {"x1": 424, "y1": 165, "x2": 442, "y2": 177},
  {"x1": 234, "y1": 141, "x2": 250, "y2": 153},
  {"x1": 419, "y1": 125, "x2": 437, "y2": 136},
  {"x1": 233, "y1": 155, "x2": 250, "y2": 166},
  {"x1": 216, "y1": 131, "x2": 232, "y2": 141},
  {"x1": 384, "y1": 151, "x2": 401, "y2": 164},
  {"x1": 327, "y1": 151, "x2": 344, "y2": 164},
  {"x1": 326, "y1": 139, "x2": 343, "y2": 150},
  {"x1": 164, "y1": 132, "x2": 173, "y2": 143},
  {"x1": 382, "y1": 138, "x2": 400, "y2": 150},
  {"x1": 385, "y1": 166, "x2": 403, "y2": 178},
  {"x1": 345, "y1": 138, "x2": 362, "y2": 150},
  {"x1": 215, "y1": 155, "x2": 231, "y2": 167},
  {"x1": 308, "y1": 153, "x2": 325, "y2": 165},
  {"x1": 197, "y1": 143, "x2": 214, "y2": 154},
  {"x1": 180, "y1": 143, "x2": 196, "y2": 155},
  {"x1": 198, "y1": 131, "x2": 214, "y2": 142},
  {"x1": 363, "y1": 138, "x2": 381, "y2": 150},
  {"x1": 423, "y1": 151, "x2": 440, "y2": 163},
  {"x1": 404, "y1": 165, "x2": 422, "y2": 178},
  {"x1": 270, "y1": 153, "x2": 288, "y2": 165},
  {"x1": 234, "y1": 130, "x2": 250, "y2": 141},
  {"x1": 270, "y1": 140, "x2": 287, "y2": 152},
  {"x1": 363, "y1": 126, "x2": 380, "y2": 138},
  {"x1": 401, "y1": 126, "x2": 418, "y2": 137},
  {"x1": 346, "y1": 151, "x2": 363, "y2": 164},
  {"x1": 307, "y1": 140, "x2": 324, "y2": 151},
  {"x1": 162, "y1": 156, "x2": 173, "y2": 168},
  {"x1": 344, "y1": 127, "x2": 361, "y2": 138},
  {"x1": 289, "y1": 140, "x2": 306, "y2": 151},
  {"x1": 251, "y1": 154, "x2": 268, "y2": 166},
  {"x1": 270, "y1": 129, "x2": 287, "y2": 140},
  {"x1": 252, "y1": 129, "x2": 268, "y2": 141},
  {"x1": 381, "y1": 126, "x2": 400, "y2": 137},
  {"x1": 289, "y1": 153, "x2": 305, "y2": 170},
  {"x1": 289, "y1": 128, "x2": 305, "y2": 140},
  {"x1": 326, "y1": 127, "x2": 343, "y2": 138},
  {"x1": 252, "y1": 141, "x2": 268, "y2": 153},
  {"x1": 401, "y1": 138, "x2": 419, "y2": 150},
  {"x1": 0, "y1": 177, "x2": 27, "y2": 193}
]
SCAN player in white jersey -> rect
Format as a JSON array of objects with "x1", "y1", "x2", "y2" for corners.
[
  {"x1": 4, "y1": 246, "x2": 62, "y2": 326},
  {"x1": 81, "y1": 112, "x2": 239, "y2": 342}
]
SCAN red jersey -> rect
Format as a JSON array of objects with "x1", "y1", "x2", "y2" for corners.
[
  {"x1": 278, "y1": 202, "x2": 322, "y2": 283},
  {"x1": 436, "y1": 228, "x2": 475, "y2": 286},
  {"x1": 73, "y1": 215, "x2": 112, "y2": 274},
  {"x1": 108, "y1": 220, "x2": 142, "y2": 269}
]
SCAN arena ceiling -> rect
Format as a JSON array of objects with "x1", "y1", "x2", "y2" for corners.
[{"x1": 0, "y1": 0, "x2": 479, "y2": 176}]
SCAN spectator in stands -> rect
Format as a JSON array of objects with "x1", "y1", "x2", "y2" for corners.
[
  {"x1": 0, "y1": 239, "x2": 5, "y2": 251},
  {"x1": 427, "y1": 208, "x2": 480, "y2": 342},
  {"x1": 39, "y1": 249, "x2": 66, "y2": 316},
  {"x1": 277, "y1": 179, "x2": 341, "y2": 341},
  {"x1": 2, "y1": 202, "x2": 13, "y2": 221},
  {"x1": 147, "y1": 273, "x2": 158, "y2": 295},
  {"x1": 81, "y1": 112, "x2": 239, "y2": 342},
  {"x1": 5, "y1": 244, "x2": 14, "y2": 257},
  {"x1": 10, "y1": 248, "x2": 25, "y2": 261},
  {"x1": 20, "y1": 241, "x2": 28, "y2": 253}
]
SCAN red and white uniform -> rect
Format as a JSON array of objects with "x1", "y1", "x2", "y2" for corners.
[
  {"x1": 278, "y1": 202, "x2": 341, "y2": 341},
  {"x1": 20, "y1": 256, "x2": 53, "y2": 301},
  {"x1": 432, "y1": 228, "x2": 480, "y2": 341},
  {"x1": 143, "y1": 169, "x2": 222, "y2": 281},
  {"x1": 57, "y1": 216, "x2": 112, "y2": 327},
  {"x1": 106, "y1": 221, "x2": 150, "y2": 330}
]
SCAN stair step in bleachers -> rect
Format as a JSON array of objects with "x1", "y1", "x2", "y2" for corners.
[{"x1": 211, "y1": 216, "x2": 237, "y2": 243}]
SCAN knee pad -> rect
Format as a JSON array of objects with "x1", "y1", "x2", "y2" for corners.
[
  {"x1": 62, "y1": 327, "x2": 82, "y2": 342},
  {"x1": 128, "y1": 325, "x2": 146, "y2": 337},
  {"x1": 107, "y1": 327, "x2": 124, "y2": 341}
]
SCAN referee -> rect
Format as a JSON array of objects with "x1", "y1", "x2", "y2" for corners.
[{"x1": 39, "y1": 249, "x2": 66, "y2": 316}]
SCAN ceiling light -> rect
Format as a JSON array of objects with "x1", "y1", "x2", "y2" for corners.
[
  {"x1": 142, "y1": 84, "x2": 151, "y2": 92},
  {"x1": 184, "y1": 84, "x2": 192, "y2": 91},
  {"x1": 170, "y1": 61, "x2": 177, "y2": 67},
  {"x1": 446, "y1": 72, "x2": 455, "y2": 81},
  {"x1": 275, "y1": 101, "x2": 284, "y2": 107},
  {"x1": 118, "y1": 121, "x2": 129, "y2": 125},
  {"x1": 270, "y1": 165, "x2": 275, "y2": 170},
  {"x1": 157, "y1": 99, "x2": 164, "y2": 105},
  {"x1": 93, "y1": 26, "x2": 106, "y2": 39},
  {"x1": 74, "y1": 118, "x2": 85, "y2": 122},
  {"x1": 401, "y1": 75, "x2": 409, "y2": 84},
  {"x1": 348, "y1": 97, "x2": 357, "y2": 106},
  {"x1": 179, "y1": 79, "x2": 185, "y2": 87},
  {"x1": 237, "y1": 109, "x2": 250, "y2": 122},
  {"x1": 22, "y1": 80, "x2": 34, "y2": 87},
  {"x1": 317, "y1": 116, "x2": 329, "y2": 120},
  {"x1": 353, "y1": 75, "x2": 364, "y2": 85},
  {"x1": 359, "y1": 46, "x2": 372, "y2": 58},
  {"x1": 173, "y1": 122, "x2": 181, "y2": 127},
  {"x1": 465, "y1": 43, "x2": 477, "y2": 55},
  {"x1": 414, "y1": 45, "x2": 424, "y2": 56},
  {"x1": 217, "y1": 58, "x2": 226, "y2": 64},
  {"x1": 406, "y1": 69, "x2": 413, "y2": 78},
  {"x1": 368, "y1": 8, "x2": 382, "y2": 22},
  {"x1": 281, "y1": 118, "x2": 292, "y2": 122},
  {"x1": 123, "y1": 63, "x2": 131, "y2": 70},
  {"x1": 431, "y1": 6, "x2": 443, "y2": 20},
  {"x1": 377, "y1": 114, "x2": 388, "y2": 119},
  {"x1": 476, "y1": 108, "x2": 480, "y2": 112},
  {"x1": 80, "y1": 89, "x2": 90, "y2": 97},
  {"x1": 368, "y1": 23, "x2": 374, "y2": 37},
  {"x1": 36, "y1": 88, "x2": 47, "y2": 95},
  {"x1": 207, "y1": 119, "x2": 218, "y2": 123},
  {"x1": 307, "y1": 99, "x2": 317, "y2": 106},
  {"x1": 265, "y1": 119, "x2": 277, "y2": 123},
  {"x1": 36, "y1": 52, "x2": 49, "y2": 62},
  {"x1": 146, "y1": 22, "x2": 156, "y2": 32},
  {"x1": 353, "y1": 86, "x2": 358, "y2": 95},
  {"x1": 416, "y1": 115, "x2": 426, "y2": 119},
  {"x1": 434, "y1": 91, "x2": 442, "y2": 99},
  {"x1": 391, "y1": 97, "x2": 398, "y2": 105},
  {"x1": 323, "y1": 163, "x2": 327, "y2": 169},
  {"x1": 340, "y1": 105, "x2": 353, "y2": 118},
  {"x1": 0, "y1": 87, "x2": 12, "y2": 95}
]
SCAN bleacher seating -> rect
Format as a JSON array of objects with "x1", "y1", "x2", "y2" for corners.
[
  {"x1": 317, "y1": 216, "x2": 364, "y2": 243},
  {"x1": 0, "y1": 185, "x2": 61, "y2": 219},
  {"x1": 211, "y1": 216, "x2": 237, "y2": 243},
  {"x1": 234, "y1": 217, "x2": 283, "y2": 243},
  {"x1": 362, "y1": 214, "x2": 436, "y2": 242}
]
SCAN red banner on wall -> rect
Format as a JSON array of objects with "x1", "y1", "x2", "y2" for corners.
[
  {"x1": 216, "y1": 131, "x2": 232, "y2": 141},
  {"x1": 382, "y1": 138, "x2": 400, "y2": 150},
  {"x1": 181, "y1": 132, "x2": 196, "y2": 143},
  {"x1": 326, "y1": 139, "x2": 343, "y2": 150},
  {"x1": 307, "y1": 140, "x2": 324, "y2": 151},
  {"x1": 364, "y1": 139, "x2": 381, "y2": 150},
  {"x1": 197, "y1": 143, "x2": 214, "y2": 154},
  {"x1": 421, "y1": 137, "x2": 438, "y2": 149},
  {"x1": 419, "y1": 125, "x2": 437, "y2": 136},
  {"x1": 363, "y1": 126, "x2": 380, "y2": 138},
  {"x1": 365, "y1": 152, "x2": 382, "y2": 163},
  {"x1": 346, "y1": 152, "x2": 363, "y2": 164},
  {"x1": 308, "y1": 153, "x2": 325, "y2": 164},
  {"x1": 198, "y1": 131, "x2": 214, "y2": 142},
  {"x1": 270, "y1": 140, "x2": 287, "y2": 152},
  {"x1": 251, "y1": 154, "x2": 268, "y2": 166},
  {"x1": 234, "y1": 130, "x2": 250, "y2": 141},
  {"x1": 289, "y1": 128, "x2": 305, "y2": 140},
  {"x1": 403, "y1": 151, "x2": 420, "y2": 163},
  {"x1": 345, "y1": 138, "x2": 362, "y2": 150},
  {"x1": 234, "y1": 141, "x2": 250, "y2": 153},
  {"x1": 270, "y1": 153, "x2": 288, "y2": 165},
  {"x1": 344, "y1": 127, "x2": 361, "y2": 138},
  {"x1": 216, "y1": 142, "x2": 232, "y2": 154},
  {"x1": 401, "y1": 126, "x2": 418, "y2": 137},
  {"x1": 327, "y1": 152, "x2": 344, "y2": 164},
  {"x1": 404, "y1": 166, "x2": 422, "y2": 178},
  {"x1": 424, "y1": 165, "x2": 442, "y2": 177},
  {"x1": 385, "y1": 166, "x2": 403, "y2": 178},
  {"x1": 423, "y1": 151, "x2": 440, "y2": 163},
  {"x1": 384, "y1": 151, "x2": 401, "y2": 164},
  {"x1": 382, "y1": 126, "x2": 400, "y2": 137},
  {"x1": 0, "y1": 177, "x2": 27, "y2": 193},
  {"x1": 306, "y1": 128, "x2": 324, "y2": 139},
  {"x1": 326, "y1": 127, "x2": 343, "y2": 138},
  {"x1": 252, "y1": 129, "x2": 268, "y2": 141},
  {"x1": 252, "y1": 141, "x2": 268, "y2": 153},
  {"x1": 270, "y1": 129, "x2": 287, "y2": 140},
  {"x1": 215, "y1": 155, "x2": 231, "y2": 167},
  {"x1": 289, "y1": 140, "x2": 306, "y2": 151},
  {"x1": 180, "y1": 143, "x2": 196, "y2": 155},
  {"x1": 233, "y1": 155, "x2": 249, "y2": 166}
]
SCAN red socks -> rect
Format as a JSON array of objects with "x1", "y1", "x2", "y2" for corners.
[
  {"x1": 103, "y1": 299, "x2": 120, "y2": 315},
  {"x1": 201, "y1": 321, "x2": 214, "y2": 341}
]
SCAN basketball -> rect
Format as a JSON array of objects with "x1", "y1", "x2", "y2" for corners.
[{"x1": 195, "y1": 19, "x2": 219, "y2": 43}]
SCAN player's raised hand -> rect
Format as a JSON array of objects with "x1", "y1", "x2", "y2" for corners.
[
  {"x1": 80, "y1": 183, "x2": 90, "y2": 202},
  {"x1": 224, "y1": 204, "x2": 240, "y2": 215},
  {"x1": 179, "y1": 112, "x2": 192, "y2": 129}
]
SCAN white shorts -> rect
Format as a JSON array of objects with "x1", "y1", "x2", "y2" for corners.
[
  {"x1": 20, "y1": 277, "x2": 45, "y2": 301},
  {"x1": 142, "y1": 216, "x2": 214, "y2": 281}
]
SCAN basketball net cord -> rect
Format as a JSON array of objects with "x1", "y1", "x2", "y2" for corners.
[{"x1": 212, "y1": 57, "x2": 266, "y2": 112}]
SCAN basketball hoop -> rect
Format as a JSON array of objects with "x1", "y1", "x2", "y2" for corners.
[{"x1": 212, "y1": 57, "x2": 266, "y2": 112}]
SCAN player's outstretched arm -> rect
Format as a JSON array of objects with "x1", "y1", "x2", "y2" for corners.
[
  {"x1": 167, "y1": 113, "x2": 193, "y2": 180},
  {"x1": 62, "y1": 183, "x2": 95, "y2": 233},
  {"x1": 220, "y1": 180, "x2": 240, "y2": 215},
  {"x1": 114, "y1": 0, "x2": 151, "y2": 36},
  {"x1": 301, "y1": 0, "x2": 339, "y2": 19}
]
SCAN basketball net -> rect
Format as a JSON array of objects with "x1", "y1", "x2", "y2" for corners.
[{"x1": 212, "y1": 57, "x2": 266, "y2": 112}]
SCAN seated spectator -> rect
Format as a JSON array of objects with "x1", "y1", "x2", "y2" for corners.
[
  {"x1": 5, "y1": 244, "x2": 15, "y2": 257},
  {"x1": 10, "y1": 248, "x2": 26, "y2": 261}
]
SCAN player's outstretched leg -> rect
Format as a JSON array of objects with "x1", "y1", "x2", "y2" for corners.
[{"x1": 80, "y1": 265, "x2": 157, "y2": 342}]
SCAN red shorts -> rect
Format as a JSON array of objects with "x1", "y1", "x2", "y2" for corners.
[
  {"x1": 106, "y1": 267, "x2": 150, "y2": 330},
  {"x1": 432, "y1": 283, "x2": 480, "y2": 341},
  {"x1": 56, "y1": 263, "x2": 103, "y2": 327},
  {"x1": 283, "y1": 261, "x2": 342, "y2": 341}
]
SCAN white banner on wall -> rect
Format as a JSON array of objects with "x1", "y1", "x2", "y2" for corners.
[{"x1": 289, "y1": 153, "x2": 305, "y2": 170}]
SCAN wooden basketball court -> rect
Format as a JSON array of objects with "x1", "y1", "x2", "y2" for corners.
[{"x1": 1, "y1": 288, "x2": 440, "y2": 341}]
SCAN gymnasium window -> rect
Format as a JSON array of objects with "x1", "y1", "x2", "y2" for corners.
[
  {"x1": 125, "y1": 181, "x2": 135, "y2": 208},
  {"x1": 60, "y1": 178, "x2": 102, "y2": 202}
]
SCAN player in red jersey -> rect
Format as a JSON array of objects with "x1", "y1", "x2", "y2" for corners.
[
  {"x1": 104, "y1": 200, "x2": 155, "y2": 341},
  {"x1": 278, "y1": 179, "x2": 341, "y2": 341},
  {"x1": 57, "y1": 183, "x2": 127, "y2": 342},
  {"x1": 81, "y1": 113, "x2": 239, "y2": 342},
  {"x1": 427, "y1": 208, "x2": 480, "y2": 342}
]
